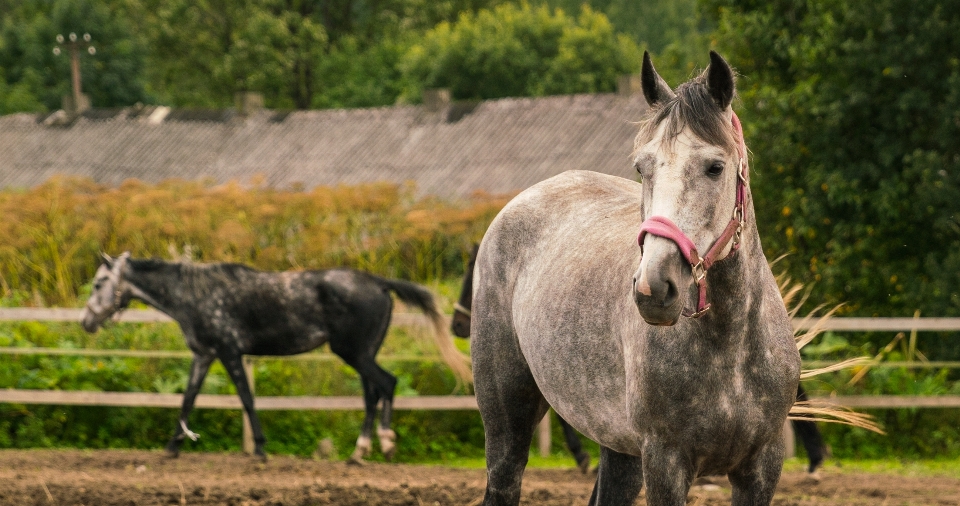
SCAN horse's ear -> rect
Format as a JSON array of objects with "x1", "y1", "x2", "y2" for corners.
[
  {"x1": 641, "y1": 51, "x2": 675, "y2": 107},
  {"x1": 100, "y1": 252, "x2": 114, "y2": 267},
  {"x1": 706, "y1": 51, "x2": 735, "y2": 110}
]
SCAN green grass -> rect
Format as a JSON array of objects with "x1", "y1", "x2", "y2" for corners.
[
  {"x1": 434, "y1": 454, "x2": 960, "y2": 477},
  {"x1": 420, "y1": 452, "x2": 593, "y2": 469},
  {"x1": 783, "y1": 456, "x2": 960, "y2": 478}
]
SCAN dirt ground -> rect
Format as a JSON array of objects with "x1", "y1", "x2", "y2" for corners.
[{"x1": 0, "y1": 450, "x2": 958, "y2": 506}]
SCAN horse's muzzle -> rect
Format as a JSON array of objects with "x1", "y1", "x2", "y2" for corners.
[
  {"x1": 80, "y1": 309, "x2": 102, "y2": 333},
  {"x1": 451, "y1": 312, "x2": 471, "y2": 338},
  {"x1": 632, "y1": 239, "x2": 689, "y2": 326}
]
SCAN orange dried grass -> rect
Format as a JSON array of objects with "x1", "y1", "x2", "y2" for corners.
[{"x1": 0, "y1": 177, "x2": 510, "y2": 306}]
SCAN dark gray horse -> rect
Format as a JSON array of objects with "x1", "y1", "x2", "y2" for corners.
[
  {"x1": 472, "y1": 51, "x2": 800, "y2": 505},
  {"x1": 81, "y1": 253, "x2": 471, "y2": 460}
]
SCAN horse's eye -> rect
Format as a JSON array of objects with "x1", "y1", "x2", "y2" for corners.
[
  {"x1": 94, "y1": 282, "x2": 102, "y2": 290},
  {"x1": 707, "y1": 162, "x2": 724, "y2": 177}
]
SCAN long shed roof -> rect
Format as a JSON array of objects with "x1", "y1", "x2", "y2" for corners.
[{"x1": 0, "y1": 93, "x2": 648, "y2": 197}]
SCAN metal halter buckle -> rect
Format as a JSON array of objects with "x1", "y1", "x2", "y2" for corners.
[{"x1": 691, "y1": 261, "x2": 707, "y2": 284}]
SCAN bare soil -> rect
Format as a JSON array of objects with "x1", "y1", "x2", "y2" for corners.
[{"x1": 0, "y1": 450, "x2": 957, "y2": 505}]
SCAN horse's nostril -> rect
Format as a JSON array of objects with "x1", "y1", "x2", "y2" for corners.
[{"x1": 662, "y1": 280, "x2": 678, "y2": 308}]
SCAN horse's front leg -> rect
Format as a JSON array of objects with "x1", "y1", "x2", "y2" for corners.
[
  {"x1": 728, "y1": 438, "x2": 784, "y2": 506},
  {"x1": 219, "y1": 351, "x2": 267, "y2": 458},
  {"x1": 166, "y1": 353, "x2": 215, "y2": 457},
  {"x1": 641, "y1": 440, "x2": 694, "y2": 506}
]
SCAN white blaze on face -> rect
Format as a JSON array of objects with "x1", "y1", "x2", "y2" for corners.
[{"x1": 635, "y1": 123, "x2": 700, "y2": 291}]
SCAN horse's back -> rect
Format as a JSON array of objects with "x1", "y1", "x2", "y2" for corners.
[{"x1": 474, "y1": 170, "x2": 646, "y2": 450}]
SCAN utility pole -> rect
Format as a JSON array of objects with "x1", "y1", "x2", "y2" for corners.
[{"x1": 53, "y1": 32, "x2": 96, "y2": 114}]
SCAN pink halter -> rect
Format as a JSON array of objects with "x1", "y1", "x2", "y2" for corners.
[{"x1": 636, "y1": 112, "x2": 748, "y2": 318}]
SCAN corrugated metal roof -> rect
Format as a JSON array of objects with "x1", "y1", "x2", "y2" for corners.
[{"x1": 0, "y1": 93, "x2": 648, "y2": 197}]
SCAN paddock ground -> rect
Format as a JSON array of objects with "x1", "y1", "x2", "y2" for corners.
[{"x1": 0, "y1": 450, "x2": 958, "y2": 505}]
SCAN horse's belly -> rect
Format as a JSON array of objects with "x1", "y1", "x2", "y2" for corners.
[{"x1": 515, "y1": 313, "x2": 644, "y2": 455}]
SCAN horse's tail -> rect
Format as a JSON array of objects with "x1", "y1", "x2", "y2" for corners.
[
  {"x1": 781, "y1": 275, "x2": 884, "y2": 434},
  {"x1": 375, "y1": 277, "x2": 473, "y2": 386}
]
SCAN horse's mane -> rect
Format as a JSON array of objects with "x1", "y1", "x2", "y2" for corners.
[
  {"x1": 128, "y1": 257, "x2": 259, "y2": 299},
  {"x1": 633, "y1": 71, "x2": 738, "y2": 156}
]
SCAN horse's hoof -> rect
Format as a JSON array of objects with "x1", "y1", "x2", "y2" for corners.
[
  {"x1": 164, "y1": 443, "x2": 181, "y2": 458},
  {"x1": 382, "y1": 446, "x2": 396, "y2": 462},
  {"x1": 803, "y1": 471, "x2": 822, "y2": 484},
  {"x1": 377, "y1": 428, "x2": 397, "y2": 461},
  {"x1": 576, "y1": 453, "x2": 591, "y2": 474},
  {"x1": 347, "y1": 454, "x2": 365, "y2": 466},
  {"x1": 349, "y1": 436, "x2": 371, "y2": 464}
]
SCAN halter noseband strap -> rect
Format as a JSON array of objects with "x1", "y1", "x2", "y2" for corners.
[
  {"x1": 636, "y1": 112, "x2": 749, "y2": 318},
  {"x1": 453, "y1": 301, "x2": 471, "y2": 317}
]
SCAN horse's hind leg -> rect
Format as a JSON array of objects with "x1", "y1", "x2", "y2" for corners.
[
  {"x1": 165, "y1": 353, "x2": 214, "y2": 457},
  {"x1": 587, "y1": 446, "x2": 643, "y2": 506},
  {"x1": 219, "y1": 351, "x2": 267, "y2": 458},
  {"x1": 473, "y1": 320, "x2": 549, "y2": 506},
  {"x1": 345, "y1": 357, "x2": 398, "y2": 462},
  {"x1": 557, "y1": 415, "x2": 590, "y2": 473}
]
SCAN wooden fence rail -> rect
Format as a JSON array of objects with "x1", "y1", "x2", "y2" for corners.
[
  {"x1": 4, "y1": 308, "x2": 960, "y2": 331},
  {"x1": 2, "y1": 309, "x2": 960, "y2": 456}
]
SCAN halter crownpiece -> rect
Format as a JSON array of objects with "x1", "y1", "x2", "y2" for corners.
[{"x1": 636, "y1": 112, "x2": 749, "y2": 318}]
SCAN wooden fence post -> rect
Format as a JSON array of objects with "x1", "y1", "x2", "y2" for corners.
[
  {"x1": 782, "y1": 418, "x2": 795, "y2": 459},
  {"x1": 242, "y1": 357, "x2": 255, "y2": 454},
  {"x1": 538, "y1": 411, "x2": 551, "y2": 458}
]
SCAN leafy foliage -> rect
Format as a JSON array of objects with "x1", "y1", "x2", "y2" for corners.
[
  {"x1": 400, "y1": 3, "x2": 641, "y2": 101},
  {"x1": 0, "y1": 311, "x2": 485, "y2": 460},
  {"x1": 0, "y1": 0, "x2": 655, "y2": 110},
  {"x1": 0, "y1": 0, "x2": 149, "y2": 111},
  {"x1": 801, "y1": 332, "x2": 960, "y2": 458},
  {"x1": 707, "y1": 0, "x2": 960, "y2": 320}
]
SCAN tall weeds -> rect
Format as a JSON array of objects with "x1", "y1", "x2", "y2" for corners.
[{"x1": 0, "y1": 177, "x2": 510, "y2": 306}]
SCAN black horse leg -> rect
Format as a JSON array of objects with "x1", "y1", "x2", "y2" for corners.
[
  {"x1": 165, "y1": 353, "x2": 215, "y2": 457},
  {"x1": 345, "y1": 357, "x2": 398, "y2": 462},
  {"x1": 556, "y1": 415, "x2": 590, "y2": 473},
  {"x1": 474, "y1": 334, "x2": 549, "y2": 504},
  {"x1": 587, "y1": 446, "x2": 643, "y2": 506},
  {"x1": 793, "y1": 384, "x2": 827, "y2": 473},
  {"x1": 219, "y1": 351, "x2": 267, "y2": 458}
]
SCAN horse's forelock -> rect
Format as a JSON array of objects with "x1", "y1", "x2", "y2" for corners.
[{"x1": 633, "y1": 74, "x2": 738, "y2": 157}]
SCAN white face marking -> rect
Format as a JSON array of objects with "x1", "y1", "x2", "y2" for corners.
[
  {"x1": 634, "y1": 121, "x2": 738, "y2": 284},
  {"x1": 84, "y1": 264, "x2": 119, "y2": 316}
]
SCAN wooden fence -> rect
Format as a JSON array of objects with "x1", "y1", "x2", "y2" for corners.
[{"x1": 1, "y1": 308, "x2": 960, "y2": 456}]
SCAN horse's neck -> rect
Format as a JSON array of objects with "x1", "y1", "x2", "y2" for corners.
[
  {"x1": 126, "y1": 262, "x2": 191, "y2": 320},
  {"x1": 700, "y1": 204, "x2": 773, "y2": 337}
]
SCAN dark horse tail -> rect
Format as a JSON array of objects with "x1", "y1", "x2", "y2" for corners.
[{"x1": 374, "y1": 277, "x2": 473, "y2": 385}]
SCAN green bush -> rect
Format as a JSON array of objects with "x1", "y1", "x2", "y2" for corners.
[{"x1": 400, "y1": 3, "x2": 640, "y2": 101}]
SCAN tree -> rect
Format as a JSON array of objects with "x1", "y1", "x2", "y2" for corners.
[
  {"x1": 0, "y1": 0, "x2": 148, "y2": 111},
  {"x1": 707, "y1": 0, "x2": 960, "y2": 318},
  {"x1": 144, "y1": 0, "x2": 327, "y2": 109},
  {"x1": 400, "y1": 3, "x2": 640, "y2": 101}
]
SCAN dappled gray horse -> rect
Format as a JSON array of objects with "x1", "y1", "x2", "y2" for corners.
[
  {"x1": 81, "y1": 253, "x2": 471, "y2": 460},
  {"x1": 472, "y1": 51, "x2": 800, "y2": 505}
]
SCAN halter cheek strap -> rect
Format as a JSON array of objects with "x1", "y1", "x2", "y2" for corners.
[{"x1": 636, "y1": 112, "x2": 749, "y2": 318}]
